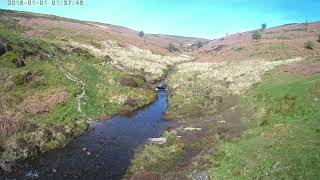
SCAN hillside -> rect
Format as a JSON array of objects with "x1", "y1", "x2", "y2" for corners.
[
  {"x1": 0, "y1": 9, "x2": 208, "y2": 55},
  {"x1": 198, "y1": 22, "x2": 320, "y2": 62}
]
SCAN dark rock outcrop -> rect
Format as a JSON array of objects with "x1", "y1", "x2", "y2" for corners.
[
  {"x1": 0, "y1": 41, "x2": 7, "y2": 56},
  {"x1": 12, "y1": 59, "x2": 26, "y2": 68}
]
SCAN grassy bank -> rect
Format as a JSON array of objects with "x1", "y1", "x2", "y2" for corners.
[
  {"x1": 0, "y1": 17, "x2": 156, "y2": 162},
  {"x1": 211, "y1": 65, "x2": 320, "y2": 179},
  {"x1": 166, "y1": 58, "x2": 302, "y2": 119},
  {"x1": 125, "y1": 131, "x2": 184, "y2": 179}
]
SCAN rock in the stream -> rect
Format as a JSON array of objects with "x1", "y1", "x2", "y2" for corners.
[
  {"x1": 192, "y1": 171, "x2": 209, "y2": 180},
  {"x1": 0, "y1": 160, "x2": 14, "y2": 173},
  {"x1": 25, "y1": 170, "x2": 39, "y2": 179},
  {"x1": 184, "y1": 127, "x2": 202, "y2": 131},
  {"x1": 148, "y1": 137, "x2": 166, "y2": 144}
]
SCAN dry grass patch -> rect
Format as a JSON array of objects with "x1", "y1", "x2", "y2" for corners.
[
  {"x1": 21, "y1": 88, "x2": 69, "y2": 115},
  {"x1": 0, "y1": 110, "x2": 24, "y2": 136},
  {"x1": 63, "y1": 40, "x2": 193, "y2": 81}
]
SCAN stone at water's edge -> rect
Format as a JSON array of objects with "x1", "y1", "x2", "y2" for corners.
[
  {"x1": 183, "y1": 127, "x2": 202, "y2": 131},
  {"x1": 148, "y1": 137, "x2": 166, "y2": 144}
]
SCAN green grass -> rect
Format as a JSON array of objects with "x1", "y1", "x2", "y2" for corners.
[
  {"x1": 234, "y1": 47, "x2": 244, "y2": 52},
  {"x1": 126, "y1": 131, "x2": 184, "y2": 177},
  {"x1": 249, "y1": 47, "x2": 262, "y2": 58},
  {"x1": 211, "y1": 69, "x2": 320, "y2": 179},
  {"x1": 277, "y1": 33, "x2": 290, "y2": 40},
  {"x1": 269, "y1": 43, "x2": 288, "y2": 52}
]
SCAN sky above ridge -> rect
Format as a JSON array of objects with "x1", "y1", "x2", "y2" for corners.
[{"x1": 1, "y1": 0, "x2": 320, "y2": 39}]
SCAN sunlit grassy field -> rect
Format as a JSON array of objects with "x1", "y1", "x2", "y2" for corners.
[{"x1": 211, "y1": 67, "x2": 320, "y2": 179}]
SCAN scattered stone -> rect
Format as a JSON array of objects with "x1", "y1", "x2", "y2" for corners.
[
  {"x1": 183, "y1": 127, "x2": 202, "y2": 131},
  {"x1": 148, "y1": 137, "x2": 166, "y2": 144},
  {"x1": 230, "y1": 107, "x2": 236, "y2": 110},
  {"x1": 192, "y1": 171, "x2": 209, "y2": 180},
  {"x1": 82, "y1": 147, "x2": 87, "y2": 151},
  {"x1": 52, "y1": 168, "x2": 57, "y2": 173},
  {"x1": 87, "y1": 152, "x2": 91, "y2": 155}
]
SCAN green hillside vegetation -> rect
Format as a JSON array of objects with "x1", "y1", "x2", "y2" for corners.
[{"x1": 0, "y1": 17, "x2": 155, "y2": 161}]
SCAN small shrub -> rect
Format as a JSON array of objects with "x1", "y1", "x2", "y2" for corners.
[
  {"x1": 12, "y1": 74, "x2": 26, "y2": 85},
  {"x1": 317, "y1": 34, "x2": 320, "y2": 43},
  {"x1": 234, "y1": 47, "x2": 244, "y2": 52},
  {"x1": 305, "y1": 20, "x2": 308, "y2": 32},
  {"x1": 252, "y1": 30, "x2": 261, "y2": 40},
  {"x1": 164, "y1": 130, "x2": 179, "y2": 145},
  {"x1": 90, "y1": 40, "x2": 102, "y2": 49},
  {"x1": 138, "y1": 31, "x2": 144, "y2": 37},
  {"x1": 261, "y1": 23, "x2": 267, "y2": 30},
  {"x1": 168, "y1": 43, "x2": 178, "y2": 52},
  {"x1": 304, "y1": 41, "x2": 314, "y2": 50},
  {"x1": 104, "y1": 55, "x2": 112, "y2": 63},
  {"x1": 119, "y1": 75, "x2": 145, "y2": 88},
  {"x1": 196, "y1": 41, "x2": 203, "y2": 48},
  {"x1": 273, "y1": 93, "x2": 297, "y2": 115},
  {"x1": 260, "y1": 114, "x2": 272, "y2": 126},
  {"x1": 124, "y1": 98, "x2": 138, "y2": 108}
]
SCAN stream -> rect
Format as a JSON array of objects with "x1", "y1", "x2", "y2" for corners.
[{"x1": 6, "y1": 89, "x2": 174, "y2": 180}]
